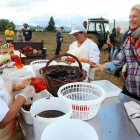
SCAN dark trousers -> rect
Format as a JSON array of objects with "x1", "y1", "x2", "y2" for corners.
[
  {"x1": 122, "y1": 84, "x2": 140, "y2": 101},
  {"x1": 55, "y1": 43, "x2": 61, "y2": 55},
  {"x1": 6, "y1": 40, "x2": 13, "y2": 43},
  {"x1": 114, "y1": 67, "x2": 122, "y2": 77},
  {"x1": 108, "y1": 44, "x2": 111, "y2": 61}
]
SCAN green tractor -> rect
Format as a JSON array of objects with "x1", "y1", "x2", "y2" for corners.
[{"x1": 83, "y1": 17, "x2": 110, "y2": 49}]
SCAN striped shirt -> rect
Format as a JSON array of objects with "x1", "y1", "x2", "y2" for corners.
[{"x1": 105, "y1": 39, "x2": 140, "y2": 97}]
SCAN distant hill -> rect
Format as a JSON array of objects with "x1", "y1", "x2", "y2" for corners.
[
  {"x1": 16, "y1": 22, "x2": 129, "y2": 33},
  {"x1": 15, "y1": 25, "x2": 71, "y2": 32}
]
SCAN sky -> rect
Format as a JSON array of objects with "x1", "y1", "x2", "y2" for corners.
[{"x1": 0, "y1": 0, "x2": 140, "y2": 28}]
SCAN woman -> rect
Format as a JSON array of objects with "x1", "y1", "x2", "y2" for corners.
[
  {"x1": 0, "y1": 58, "x2": 36, "y2": 140},
  {"x1": 93, "y1": 4, "x2": 140, "y2": 100},
  {"x1": 62, "y1": 24, "x2": 100, "y2": 79}
]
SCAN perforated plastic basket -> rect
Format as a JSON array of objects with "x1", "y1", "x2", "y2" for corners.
[
  {"x1": 58, "y1": 82, "x2": 106, "y2": 120},
  {"x1": 30, "y1": 60, "x2": 57, "y2": 77}
]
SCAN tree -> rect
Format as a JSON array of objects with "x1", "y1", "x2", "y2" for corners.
[
  {"x1": 7, "y1": 21, "x2": 16, "y2": 30},
  {"x1": 0, "y1": 19, "x2": 9, "y2": 32},
  {"x1": 23, "y1": 23, "x2": 29, "y2": 27},
  {"x1": 47, "y1": 16, "x2": 56, "y2": 31}
]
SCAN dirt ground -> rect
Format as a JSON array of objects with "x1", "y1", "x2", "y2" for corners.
[
  {"x1": 1, "y1": 32, "x2": 124, "y2": 139},
  {"x1": 31, "y1": 32, "x2": 124, "y2": 89}
]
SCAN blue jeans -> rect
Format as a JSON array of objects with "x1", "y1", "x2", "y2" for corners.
[{"x1": 110, "y1": 49, "x2": 119, "y2": 61}]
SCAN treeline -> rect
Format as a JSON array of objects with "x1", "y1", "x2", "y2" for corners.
[
  {"x1": 0, "y1": 19, "x2": 15, "y2": 32},
  {"x1": 0, "y1": 16, "x2": 59, "y2": 32}
]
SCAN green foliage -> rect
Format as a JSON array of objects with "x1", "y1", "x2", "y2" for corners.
[
  {"x1": 23, "y1": 23, "x2": 29, "y2": 27},
  {"x1": 0, "y1": 19, "x2": 15, "y2": 31},
  {"x1": 6, "y1": 21, "x2": 16, "y2": 30},
  {"x1": 47, "y1": 16, "x2": 56, "y2": 31}
]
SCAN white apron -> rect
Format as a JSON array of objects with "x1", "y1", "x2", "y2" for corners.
[
  {"x1": 0, "y1": 75, "x2": 16, "y2": 140},
  {"x1": 69, "y1": 41, "x2": 95, "y2": 79}
]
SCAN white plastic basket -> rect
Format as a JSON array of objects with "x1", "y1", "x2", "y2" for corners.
[
  {"x1": 30, "y1": 60, "x2": 57, "y2": 77},
  {"x1": 58, "y1": 82, "x2": 106, "y2": 120}
]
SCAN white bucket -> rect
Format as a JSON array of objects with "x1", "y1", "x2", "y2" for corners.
[
  {"x1": 15, "y1": 90, "x2": 52, "y2": 125},
  {"x1": 71, "y1": 62, "x2": 90, "y2": 82},
  {"x1": 8, "y1": 70, "x2": 33, "y2": 83},
  {"x1": 30, "y1": 97, "x2": 72, "y2": 140},
  {"x1": 30, "y1": 60, "x2": 57, "y2": 77},
  {"x1": 41, "y1": 119, "x2": 99, "y2": 140},
  {"x1": 89, "y1": 68, "x2": 95, "y2": 80}
]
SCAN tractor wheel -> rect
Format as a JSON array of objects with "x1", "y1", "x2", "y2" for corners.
[{"x1": 86, "y1": 34, "x2": 99, "y2": 46}]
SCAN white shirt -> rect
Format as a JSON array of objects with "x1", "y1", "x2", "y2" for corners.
[
  {"x1": 0, "y1": 77, "x2": 9, "y2": 122},
  {"x1": 67, "y1": 39, "x2": 100, "y2": 64}
]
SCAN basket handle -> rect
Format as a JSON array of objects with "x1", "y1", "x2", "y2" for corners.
[{"x1": 45, "y1": 53, "x2": 82, "y2": 70}]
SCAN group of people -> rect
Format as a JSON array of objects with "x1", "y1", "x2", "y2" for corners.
[
  {"x1": 0, "y1": 3, "x2": 140, "y2": 140},
  {"x1": 56, "y1": 4, "x2": 140, "y2": 101},
  {"x1": 5, "y1": 25, "x2": 34, "y2": 43}
]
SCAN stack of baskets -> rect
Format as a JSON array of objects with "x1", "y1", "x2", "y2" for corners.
[
  {"x1": 40, "y1": 53, "x2": 87, "y2": 97},
  {"x1": 58, "y1": 82, "x2": 106, "y2": 120}
]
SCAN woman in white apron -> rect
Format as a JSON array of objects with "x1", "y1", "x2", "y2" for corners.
[
  {"x1": 62, "y1": 24, "x2": 100, "y2": 79},
  {"x1": 0, "y1": 75, "x2": 35, "y2": 140}
]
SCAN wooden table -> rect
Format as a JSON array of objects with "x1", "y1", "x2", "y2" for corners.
[{"x1": 0, "y1": 50, "x2": 26, "y2": 65}]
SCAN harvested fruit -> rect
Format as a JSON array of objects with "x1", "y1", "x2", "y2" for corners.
[
  {"x1": 67, "y1": 57, "x2": 75, "y2": 62},
  {"x1": 23, "y1": 46, "x2": 33, "y2": 51},
  {"x1": 33, "y1": 49, "x2": 38, "y2": 54},
  {"x1": 8, "y1": 43, "x2": 14, "y2": 48},
  {"x1": 11, "y1": 55, "x2": 23, "y2": 69},
  {"x1": 31, "y1": 77, "x2": 47, "y2": 93},
  {"x1": 38, "y1": 50, "x2": 43, "y2": 54}
]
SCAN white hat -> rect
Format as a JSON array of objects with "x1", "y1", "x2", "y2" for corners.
[
  {"x1": 69, "y1": 24, "x2": 87, "y2": 34},
  {"x1": 19, "y1": 28, "x2": 22, "y2": 30}
]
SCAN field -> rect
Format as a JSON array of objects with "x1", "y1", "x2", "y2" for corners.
[
  {"x1": 0, "y1": 32, "x2": 124, "y2": 139},
  {"x1": 0, "y1": 31, "x2": 124, "y2": 88}
]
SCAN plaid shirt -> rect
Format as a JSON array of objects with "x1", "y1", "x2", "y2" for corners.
[{"x1": 105, "y1": 39, "x2": 140, "y2": 96}]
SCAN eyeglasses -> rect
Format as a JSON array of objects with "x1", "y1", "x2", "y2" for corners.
[{"x1": 72, "y1": 32, "x2": 83, "y2": 37}]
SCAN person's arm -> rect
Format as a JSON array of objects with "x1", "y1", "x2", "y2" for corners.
[
  {"x1": 88, "y1": 42, "x2": 100, "y2": 67},
  {"x1": 13, "y1": 77, "x2": 34, "y2": 91},
  {"x1": 30, "y1": 33, "x2": 34, "y2": 41},
  {"x1": 5, "y1": 34, "x2": 13, "y2": 37},
  {"x1": 18, "y1": 32, "x2": 23, "y2": 37},
  {"x1": 93, "y1": 64, "x2": 110, "y2": 72},
  {"x1": 23, "y1": 35, "x2": 25, "y2": 42},
  {"x1": 0, "y1": 86, "x2": 35, "y2": 129},
  {"x1": 0, "y1": 96, "x2": 26, "y2": 129}
]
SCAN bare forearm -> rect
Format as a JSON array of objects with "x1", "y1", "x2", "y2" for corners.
[
  {"x1": 5, "y1": 34, "x2": 13, "y2": 37},
  {"x1": 30, "y1": 34, "x2": 34, "y2": 41},
  {"x1": 23, "y1": 36, "x2": 25, "y2": 42},
  {"x1": 88, "y1": 61, "x2": 96, "y2": 68},
  {"x1": 0, "y1": 96, "x2": 25, "y2": 128}
]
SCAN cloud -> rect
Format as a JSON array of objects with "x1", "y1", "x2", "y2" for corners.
[{"x1": 0, "y1": 0, "x2": 139, "y2": 27}]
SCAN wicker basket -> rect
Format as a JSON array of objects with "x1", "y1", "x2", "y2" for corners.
[
  {"x1": 1, "y1": 47, "x2": 14, "y2": 53},
  {"x1": 24, "y1": 49, "x2": 33, "y2": 55},
  {"x1": 40, "y1": 53, "x2": 87, "y2": 97}
]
